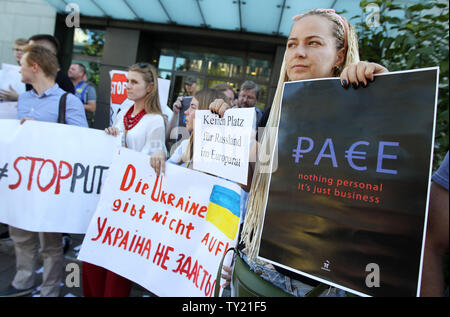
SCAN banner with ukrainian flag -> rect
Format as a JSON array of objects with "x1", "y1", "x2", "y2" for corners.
[
  {"x1": 78, "y1": 148, "x2": 243, "y2": 297},
  {"x1": 206, "y1": 185, "x2": 241, "y2": 240}
]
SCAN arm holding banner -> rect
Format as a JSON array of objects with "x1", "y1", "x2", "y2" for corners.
[
  {"x1": 105, "y1": 126, "x2": 120, "y2": 136},
  {"x1": 421, "y1": 152, "x2": 449, "y2": 296}
]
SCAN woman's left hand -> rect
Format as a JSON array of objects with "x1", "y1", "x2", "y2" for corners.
[
  {"x1": 150, "y1": 149, "x2": 166, "y2": 176},
  {"x1": 340, "y1": 61, "x2": 388, "y2": 88}
]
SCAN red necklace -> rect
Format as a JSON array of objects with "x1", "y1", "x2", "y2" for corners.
[{"x1": 123, "y1": 105, "x2": 146, "y2": 130}]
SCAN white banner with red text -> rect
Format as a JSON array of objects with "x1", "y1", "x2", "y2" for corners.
[{"x1": 0, "y1": 119, "x2": 121, "y2": 233}]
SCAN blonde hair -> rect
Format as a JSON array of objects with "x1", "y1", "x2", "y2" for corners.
[
  {"x1": 181, "y1": 88, "x2": 227, "y2": 163},
  {"x1": 128, "y1": 63, "x2": 162, "y2": 115},
  {"x1": 241, "y1": 9, "x2": 360, "y2": 262}
]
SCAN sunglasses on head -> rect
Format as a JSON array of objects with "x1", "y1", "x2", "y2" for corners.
[{"x1": 137, "y1": 62, "x2": 149, "y2": 68}]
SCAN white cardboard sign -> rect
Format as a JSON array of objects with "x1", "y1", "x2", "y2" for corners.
[{"x1": 193, "y1": 108, "x2": 256, "y2": 185}]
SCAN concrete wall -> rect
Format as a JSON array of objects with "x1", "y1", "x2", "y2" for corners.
[{"x1": 0, "y1": 0, "x2": 56, "y2": 65}]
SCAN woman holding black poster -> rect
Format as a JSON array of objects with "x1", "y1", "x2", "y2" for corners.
[{"x1": 209, "y1": 9, "x2": 388, "y2": 297}]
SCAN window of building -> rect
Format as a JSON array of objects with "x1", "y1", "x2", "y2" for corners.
[
  {"x1": 205, "y1": 55, "x2": 243, "y2": 77},
  {"x1": 158, "y1": 49, "x2": 176, "y2": 70},
  {"x1": 155, "y1": 48, "x2": 272, "y2": 109},
  {"x1": 175, "y1": 51, "x2": 205, "y2": 72},
  {"x1": 246, "y1": 58, "x2": 271, "y2": 81}
]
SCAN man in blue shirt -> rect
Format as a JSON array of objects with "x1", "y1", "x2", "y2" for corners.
[{"x1": 0, "y1": 44, "x2": 87, "y2": 297}]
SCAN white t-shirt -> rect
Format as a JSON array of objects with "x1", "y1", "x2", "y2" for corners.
[{"x1": 113, "y1": 110, "x2": 167, "y2": 155}]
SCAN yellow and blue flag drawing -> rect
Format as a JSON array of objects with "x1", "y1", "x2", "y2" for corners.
[{"x1": 206, "y1": 185, "x2": 241, "y2": 240}]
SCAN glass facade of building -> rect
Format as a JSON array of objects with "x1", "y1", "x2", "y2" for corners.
[{"x1": 156, "y1": 48, "x2": 272, "y2": 109}]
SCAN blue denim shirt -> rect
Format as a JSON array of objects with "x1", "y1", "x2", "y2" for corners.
[
  {"x1": 432, "y1": 152, "x2": 449, "y2": 190},
  {"x1": 17, "y1": 83, "x2": 88, "y2": 127}
]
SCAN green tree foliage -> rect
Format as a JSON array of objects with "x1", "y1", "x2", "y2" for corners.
[{"x1": 354, "y1": 0, "x2": 449, "y2": 168}]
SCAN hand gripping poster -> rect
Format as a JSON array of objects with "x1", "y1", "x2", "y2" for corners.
[
  {"x1": 258, "y1": 68, "x2": 439, "y2": 297},
  {"x1": 79, "y1": 148, "x2": 241, "y2": 297}
]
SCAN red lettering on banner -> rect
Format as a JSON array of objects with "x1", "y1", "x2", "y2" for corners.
[
  {"x1": 120, "y1": 164, "x2": 136, "y2": 191},
  {"x1": 118, "y1": 231, "x2": 129, "y2": 250},
  {"x1": 167, "y1": 193, "x2": 175, "y2": 206},
  {"x1": 121, "y1": 171, "x2": 208, "y2": 221},
  {"x1": 27, "y1": 157, "x2": 44, "y2": 190},
  {"x1": 142, "y1": 239, "x2": 152, "y2": 259},
  {"x1": 8, "y1": 155, "x2": 106, "y2": 195},
  {"x1": 112, "y1": 198, "x2": 146, "y2": 219},
  {"x1": 151, "y1": 176, "x2": 163, "y2": 202},
  {"x1": 37, "y1": 159, "x2": 57, "y2": 192},
  {"x1": 113, "y1": 228, "x2": 124, "y2": 246},
  {"x1": 198, "y1": 206, "x2": 207, "y2": 218},
  {"x1": 200, "y1": 233, "x2": 230, "y2": 257},
  {"x1": 91, "y1": 217, "x2": 107, "y2": 241},
  {"x1": 151, "y1": 210, "x2": 195, "y2": 239},
  {"x1": 9, "y1": 156, "x2": 26, "y2": 190},
  {"x1": 102, "y1": 226, "x2": 115, "y2": 245},
  {"x1": 171, "y1": 253, "x2": 216, "y2": 297},
  {"x1": 55, "y1": 160, "x2": 73, "y2": 194},
  {"x1": 173, "y1": 253, "x2": 185, "y2": 274},
  {"x1": 133, "y1": 236, "x2": 145, "y2": 254},
  {"x1": 90, "y1": 217, "x2": 153, "y2": 260}
]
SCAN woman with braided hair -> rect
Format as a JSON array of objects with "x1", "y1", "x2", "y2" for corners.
[{"x1": 209, "y1": 8, "x2": 388, "y2": 297}]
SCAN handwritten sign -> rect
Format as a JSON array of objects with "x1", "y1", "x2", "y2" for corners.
[
  {"x1": 0, "y1": 119, "x2": 120, "y2": 233},
  {"x1": 193, "y1": 108, "x2": 255, "y2": 185},
  {"x1": 78, "y1": 148, "x2": 241, "y2": 297}
]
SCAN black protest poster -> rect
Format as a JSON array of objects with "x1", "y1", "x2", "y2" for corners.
[{"x1": 258, "y1": 68, "x2": 439, "y2": 297}]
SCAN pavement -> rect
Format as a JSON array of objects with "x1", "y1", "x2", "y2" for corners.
[{"x1": 0, "y1": 229, "x2": 155, "y2": 297}]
